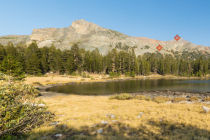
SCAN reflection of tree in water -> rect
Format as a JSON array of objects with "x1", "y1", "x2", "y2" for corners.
[{"x1": 31, "y1": 120, "x2": 210, "y2": 140}]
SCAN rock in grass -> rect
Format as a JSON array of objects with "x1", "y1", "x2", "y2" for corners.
[
  {"x1": 23, "y1": 103, "x2": 45, "y2": 107},
  {"x1": 50, "y1": 121, "x2": 59, "y2": 126},
  {"x1": 80, "y1": 133, "x2": 84, "y2": 136},
  {"x1": 101, "y1": 120, "x2": 108, "y2": 125},
  {"x1": 110, "y1": 114, "x2": 115, "y2": 119},
  {"x1": 56, "y1": 114, "x2": 64, "y2": 117},
  {"x1": 106, "y1": 114, "x2": 115, "y2": 119},
  {"x1": 202, "y1": 106, "x2": 210, "y2": 113},
  {"x1": 137, "y1": 112, "x2": 144, "y2": 118},
  {"x1": 55, "y1": 134, "x2": 62, "y2": 137},
  {"x1": 38, "y1": 103, "x2": 46, "y2": 107},
  {"x1": 112, "y1": 120, "x2": 117, "y2": 123},
  {"x1": 97, "y1": 128, "x2": 103, "y2": 134}
]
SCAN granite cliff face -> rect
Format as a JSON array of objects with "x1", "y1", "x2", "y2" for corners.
[{"x1": 0, "y1": 19, "x2": 209, "y2": 55}]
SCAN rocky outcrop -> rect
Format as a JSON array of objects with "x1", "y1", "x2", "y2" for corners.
[{"x1": 0, "y1": 19, "x2": 210, "y2": 55}]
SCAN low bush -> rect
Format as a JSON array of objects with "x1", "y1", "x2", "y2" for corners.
[
  {"x1": 189, "y1": 96, "x2": 199, "y2": 102},
  {"x1": 81, "y1": 72, "x2": 90, "y2": 78},
  {"x1": 204, "y1": 97, "x2": 210, "y2": 102},
  {"x1": 110, "y1": 93, "x2": 133, "y2": 100},
  {"x1": 135, "y1": 95, "x2": 151, "y2": 101},
  {"x1": 153, "y1": 96, "x2": 170, "y2": 103},
  {"x1": 0, "y1": 81, "x2": 53, "y2": 138},
  {"x1": 125, "y1": 72, "x2": 135, "y2": 77},
  {"x1": 109, "y1": 72, "x2": 120, "y2": 78},
  {"x1": 70, "y1": 72, "x2": 78, "y2": 76},
  {"x1": 32, "y1": 82, "x2": 43, "y2": 86},
  {"x1": 135, "y1": 95, "x2": 147, "y2": 100},
  {"x1": 172, "y1": 97, "x2": 186, "y2": 103}
]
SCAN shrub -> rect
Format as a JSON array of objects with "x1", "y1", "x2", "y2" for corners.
[
  {"x1": 80, "y1": 78, "x2": 85, "y2": 81},
  {"x1": 135, "y1": 95, "x2": 146, "y2": 100},
  {"x1": 81, "y1": 72, "x2": 90, "y2": 78},
  {"x1": 125, "y1": 72, "x2": 130, "y2": 77},
  {"x1": 153, "y1": 96, "x2": 170, "y2": 103},
  {"x1": 0, "y1": 82, "x2": 53, "y2": 137},
  {"x1": 125, "y1": 72, "x2": 135, "y2": 77},
  {"x1": 204, "y1": 97, "x2": 210, "y2": 102},
  {"x1": 130, "y1": 71, "x2": 135, "y2": 77},
  {"x1": 172, "y1": 97, "x2": 186, "y2": 103},
  {"x1": 189, "y1": 96, "x2": 199, "y2": 102},
  {"x1": 71, "y1": 72, "x2": 78, "y2": 76},
  {"x1": 110, "y1": 93, "x2": 133, "y2": 100},
  {"x1": 135, "y1": 95, "x2": 151, "y2": 101},
  {"x1": 32, "y1": 82, "x2": 43, "y2": 86},
  {"x1": 109, "y1": 72, "x2": 120, "y2": 78},
  {"x1": 90, "y1": 77, "x2": 95, "y2": 80}
]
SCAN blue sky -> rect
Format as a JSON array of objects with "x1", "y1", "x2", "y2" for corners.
[{"x1": 1, "y1": 0, "x2": 210, "y2": 46}]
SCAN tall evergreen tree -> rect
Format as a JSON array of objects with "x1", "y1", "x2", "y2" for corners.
[{"x1": 0, "y1": 55, "x2": 24, "y2": 79}]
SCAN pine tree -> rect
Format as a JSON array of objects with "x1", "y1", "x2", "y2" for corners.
[
  {"x1": 67, "y1": 44, "x2": 82, "y2": 74},
  {"x1": 40, "y1": 47, "x2": 50, "y2": 74},
  {"x1": 25, "y1": 42, "x2": 42, "y2": 75},
  {"x1": 0, "y1": 45, "x2": 6, "y2": 62},
  {"x1": 0, "y1": 55, "x2": 24, "y2": 79}
]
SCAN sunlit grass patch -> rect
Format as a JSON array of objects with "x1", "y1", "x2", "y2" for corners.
[
  {"x1": 110, "y1": 93, "x2": 133, "y2": 100},
  {"x1": 28, "y1": 94, "x2": 210, "y2": 139}
]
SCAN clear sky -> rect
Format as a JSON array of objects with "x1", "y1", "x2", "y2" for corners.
[{"x1": 1, "y1": 0, "x2": 210, "y2": 46}]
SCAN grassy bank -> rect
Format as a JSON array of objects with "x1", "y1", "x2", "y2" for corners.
[
  {"x1": 24, "y1": 73, "x2": 210, "y2": 86},
  {"x1": 28, "y1": 94, "x2": 210, "y2": 139}
]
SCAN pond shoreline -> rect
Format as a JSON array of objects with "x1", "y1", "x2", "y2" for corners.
[
  {"x1": 37, "y1": 84, "x2": 210, "y2": 103},
  {"x1": 29, "y1": 74, "x2": 210, "y2": 99}
]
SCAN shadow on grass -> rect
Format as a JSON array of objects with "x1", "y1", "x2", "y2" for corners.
[{"x1": 28, "y1": 120, "x2": 210, "y2": 140}]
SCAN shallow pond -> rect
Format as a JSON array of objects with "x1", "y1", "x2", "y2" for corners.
[{"x1": 46, "y1": 79, "x2": 210, "y2": 95}]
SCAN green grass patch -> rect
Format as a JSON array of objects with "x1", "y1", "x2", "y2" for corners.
[{"x1": 110, "y1": 93, "x2": 133, "y2": 100}]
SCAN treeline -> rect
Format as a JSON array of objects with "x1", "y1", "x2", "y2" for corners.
[{"x1": 0, "y1": 42, "x2": 210, "y2": 78}]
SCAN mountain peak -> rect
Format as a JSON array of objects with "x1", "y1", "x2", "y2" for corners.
[
  {"x1": 72, "y1": 19, "x2": 91, "y2": 24},
  {"x1": 71, "y1": 19, "x2": 105, "y2": 34}
]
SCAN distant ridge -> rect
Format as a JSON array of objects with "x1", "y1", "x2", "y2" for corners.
[{"x1": 0, "y1": 19, "x2": 209, "y2": 55}]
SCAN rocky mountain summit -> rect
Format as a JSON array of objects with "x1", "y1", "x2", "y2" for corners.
[{"x1": 0, "y1": 19, "x2": 210, "y2": 55}]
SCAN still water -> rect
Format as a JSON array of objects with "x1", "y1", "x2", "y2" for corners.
[{"x1": 46, "y1": 79, "x2": 210, "y2": 95}]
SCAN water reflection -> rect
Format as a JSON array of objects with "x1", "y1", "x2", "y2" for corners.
[{"x1": 46, "y1": 79, "x2": 210, "y2": 95}]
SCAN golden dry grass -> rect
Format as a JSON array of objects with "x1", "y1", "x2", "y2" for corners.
[
  {"x1": 29, "y1": 95, "x2": 210, "y2": 140},
  {"x1": 24, "y1": 73, "x2": 209, "y2": 86}
]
